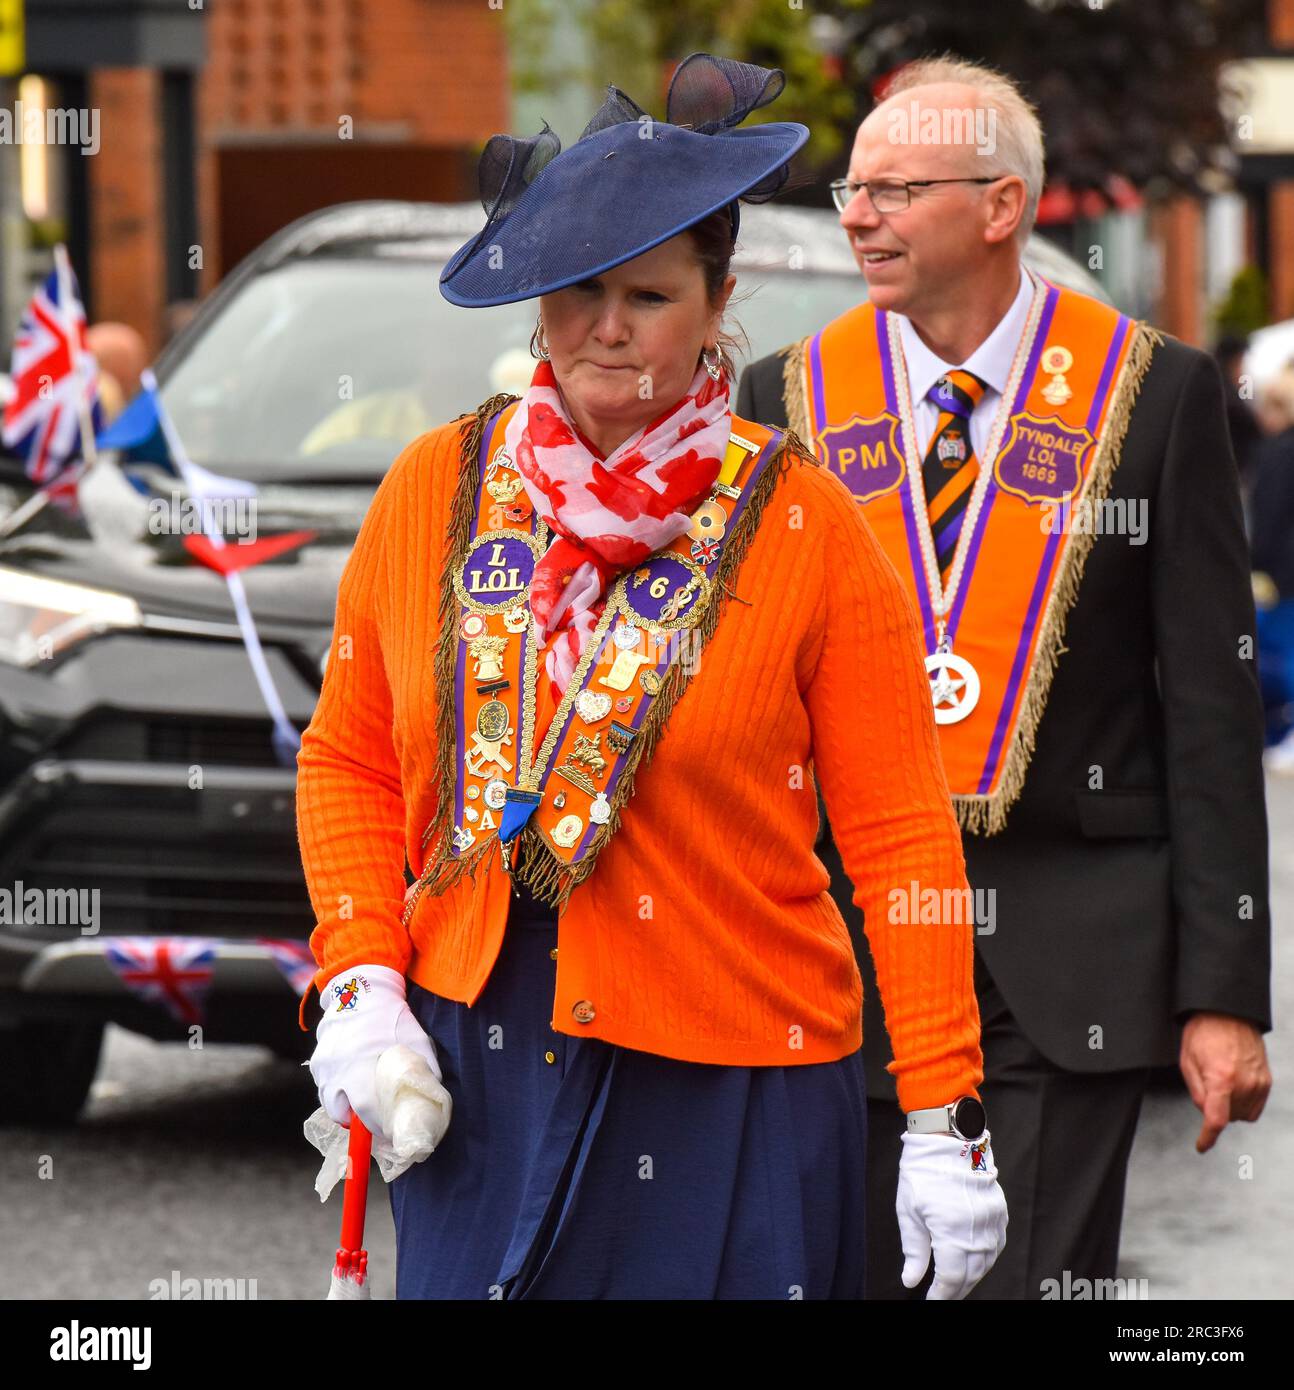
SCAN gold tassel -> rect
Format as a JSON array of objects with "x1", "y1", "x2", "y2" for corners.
[
  {"x1": 413, "y1": 393, "x2": 519, "y2": 901},
  {"x1": 955, "y1": 322, "x2": 1164, "y2": 835},
  {"x1": 781, "y1": 339, "x2": 812, "y2": 443}
]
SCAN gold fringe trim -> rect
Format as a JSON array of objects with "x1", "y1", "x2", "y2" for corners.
[
  {"x1": 781, "y1": 338, "x2": 812, "y2": 442},
  {"x1": 955, "y1": 321, "x2": 1164, "y2": 836},
  {"x1": 406, "y1": 393, "x2": 520, "y2": 915},
  {"x1": 508, "y1": 427, "x2": 821, "y2": 913}
]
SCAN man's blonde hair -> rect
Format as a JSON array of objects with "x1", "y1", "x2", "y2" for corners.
[
  {"x1": 882, "y1": 56, "x2": 1045, "y2": 244},
  {"x1": 1259, "y1": 366, "x2": 1294, "y2": 433}
]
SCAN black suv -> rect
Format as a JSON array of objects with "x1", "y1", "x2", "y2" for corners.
[{"x1": 0, "y1": 200, "x2": 1107, "y2": 1123}]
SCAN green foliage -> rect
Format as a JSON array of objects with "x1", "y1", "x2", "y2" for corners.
[
  {"x1": 505, "y1": 0, "x2": 870, "y2": 166},
  {"x1": 506, "y1": 0, "x2": 1268, "y2": 200},
  {"x1": 25, "y1": 217, "x2": 67, "y2": 251},
  {"x1": 1213, "y1": 265, "x2": 1269, "y2": 339},
  {"x1": 833, "y1": 0, "x2": 1268, "y2": 196}
]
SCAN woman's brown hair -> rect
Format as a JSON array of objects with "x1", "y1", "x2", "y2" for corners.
[{"x1": 686, "y1": 207, "x2": 748, "y2": 376}]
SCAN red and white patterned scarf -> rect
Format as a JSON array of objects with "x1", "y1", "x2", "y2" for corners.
[{"x1": 504, "y1": 358, "x2": 731, "y2": 696}]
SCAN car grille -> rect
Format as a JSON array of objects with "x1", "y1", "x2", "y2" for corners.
[
  {"x1": 6, "y1": 825, "x2": 311, "y2": 939},
  {"x1": 59, "y1": 715, "x2": 287, "y2": 769},
  {"x1": 0, "y1": 715, "x2": 312, "y2": 939},
  {"x1": 13, "y1": 839, "x2": 309, "y2": 939}
]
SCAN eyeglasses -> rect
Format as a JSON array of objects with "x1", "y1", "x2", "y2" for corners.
[{"x1": 829, "y1": 176, "x2": 1006, "y2": 214}]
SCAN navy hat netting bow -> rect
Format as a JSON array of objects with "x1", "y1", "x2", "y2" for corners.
[{"x1": 439, "y1": 53, "x2": 809, "y2": 308}]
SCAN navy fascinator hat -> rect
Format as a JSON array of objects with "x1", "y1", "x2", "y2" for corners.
[{"x1": 439, "y1": 52, "x2": 810, "y2": 308}]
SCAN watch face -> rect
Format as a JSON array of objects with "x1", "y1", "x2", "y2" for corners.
[{"x1": 953, "y1": 1098, "x2": 987, "y2": 1140}]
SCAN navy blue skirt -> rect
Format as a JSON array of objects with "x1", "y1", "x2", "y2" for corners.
[{"x1": 388, "y1": 877, "x2": 870, "y2": 1299}]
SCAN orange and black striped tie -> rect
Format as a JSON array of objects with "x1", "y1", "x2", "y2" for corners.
[{"x1": 922, "y1": 369, "x2": 988, "y2": 583}]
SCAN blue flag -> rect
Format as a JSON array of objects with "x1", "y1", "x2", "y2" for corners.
[
  {"x1": 95, "y1": 382, "x2": 174, "y2": 472},
  {"x1": 97, "y1": 380, "x2": 255, "y2": 504}
]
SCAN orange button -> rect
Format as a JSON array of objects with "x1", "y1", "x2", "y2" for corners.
[{"x1": 571, "y1": 999, "x2": 596, "y2": 1024}]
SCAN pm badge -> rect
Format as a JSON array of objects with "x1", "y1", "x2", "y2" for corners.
[{"x1": 815, "y1": 414, "x2": 906, "y2": 504}]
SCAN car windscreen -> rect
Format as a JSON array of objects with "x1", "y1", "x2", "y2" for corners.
[
  {"x1": 730, "y1": 270, "x2": 866, "y2": 367},
  {"x1": 159, "y1": 258, "x2": 535, "y2": 480},
  {"x1": 158, "y1": 254, "x2": 866, "y2": 481}
]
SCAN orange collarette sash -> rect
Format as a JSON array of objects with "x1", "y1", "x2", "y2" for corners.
[
  {"x1": 786, "y1": 277, "x2": 1160, "y2": 833},
  {"x1": 406, "y1": 397, "x2": 792, "y2": 914}
]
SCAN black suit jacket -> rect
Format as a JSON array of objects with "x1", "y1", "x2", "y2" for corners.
[{"x1": 738, "y1": 333, "x2": 1272, "y2": 1103}]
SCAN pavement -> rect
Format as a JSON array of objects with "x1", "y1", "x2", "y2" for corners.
[
  {"x1": 0, "y1": 1027, "x2": 394, "y2": 1300},
  {"x1": 0, "y1": 778, "x2": 1288, "y2": 1300},
  {"x1": 1118, "y1": 772, "x2": 1292, "y2": 1300}
]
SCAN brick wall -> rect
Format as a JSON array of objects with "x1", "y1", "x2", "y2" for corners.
[
  {"x1": 92, "y1": 1, "x2": 511, "y2": 337},
  {"x1": 1269, "y1": 181, "x2": 1294, "y2": 323},
  {"x1": 1152, "y1": 195, "x2": 1204, "y2": 346},
  {"x1": 200, "y1": 0, "x2": 510, "y2": 147},
  {"x1": 1273, "y1": 0, "x2": 1294, "y2": 50},
  {"x1": 87, "y1": 68, "x2": 166, "y2": 359}
]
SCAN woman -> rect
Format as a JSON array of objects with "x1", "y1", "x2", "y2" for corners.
[{"x1": 296, "y1": 53, "x2": 1007, "y2": 1300}]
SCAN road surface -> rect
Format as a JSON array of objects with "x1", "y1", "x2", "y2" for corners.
[{"x1": 2, "y1": 778, "x2": 1289, "y2": 1299}]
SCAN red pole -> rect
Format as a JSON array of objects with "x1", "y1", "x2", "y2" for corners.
[{"x1": 335, "y1": 1116, "x2": 373, "y2": 1281}]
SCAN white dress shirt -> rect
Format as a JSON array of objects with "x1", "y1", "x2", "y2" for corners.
[{"x1": 895, "y1": 266, "x2": 1035, "y2": 462}]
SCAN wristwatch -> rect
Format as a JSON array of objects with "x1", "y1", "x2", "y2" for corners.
[{"x1": 906, "y1": 1095, "x2": 987, "y2": 1141}]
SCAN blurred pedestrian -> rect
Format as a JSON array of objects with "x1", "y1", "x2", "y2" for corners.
[
  {"x1": 739, "y1": 54, "x2": 1272, "y2": 1300},
  {"x1": 1254, "y1": 363, "x2": 1294, "y2": 441},
  {"x1": 1249, "y1": 368, "x2": 1294, "y2": 763},
  {"x1": 294, "y1": 54, "x2": 1006, "y2": 1300},
  {"x1": 85, "y1": 321, "x2": 147, "y2": 423},
  {"x1": 1213, "y1": 333, "x2": 1262, "y2": 493},
  {"x1": 1251, "y1": 370, "x2": 1294, "y2": 594},
  {"x1": 163, "y1": 299, "x2": 201, "y2": 345}
]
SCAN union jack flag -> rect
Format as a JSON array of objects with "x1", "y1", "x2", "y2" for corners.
[
  {"x1": 257, "y1": 937, "x2": 318, "y2": 996},
  {"x1": 2, "y1": 249, "x2": 103, "y2": 491},
  {"x1": 103, "y1": 937, "x2": 217, "y2": 1026},
  {"x1": 690, "y1": 536, "x2": 721, "y2": 565}
]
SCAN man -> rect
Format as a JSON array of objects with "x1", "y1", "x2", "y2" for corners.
[
  {"x1": 738, "y1": 56, "x2": 1272, "y2": 1300},
  {"x1": 85, "y1": 321, "x2": 148, "y2": 423}
]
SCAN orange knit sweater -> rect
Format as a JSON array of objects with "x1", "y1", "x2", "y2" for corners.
[{"x1": 294, "y1": 412, "x2": 983, "y2": 1112}]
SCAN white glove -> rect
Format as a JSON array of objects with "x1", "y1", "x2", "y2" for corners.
[
  {"x1": 896, "y1": 1129, "x2": 1008, "y2": 1300},
  {"x1": 304, "y1": 1044, "x2": 451, "y2": 1199},
  {"x1": 309, "y1": 963, "x2": 447, "y2": 1141}
]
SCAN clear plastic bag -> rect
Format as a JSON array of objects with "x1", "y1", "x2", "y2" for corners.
[{"x1": 304, "y1": 1044, "x2": 453, "y2": 1200}]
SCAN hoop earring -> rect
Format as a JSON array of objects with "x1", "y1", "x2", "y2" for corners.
[
  {"x1": 530, "y1": 318, "x2": 550, "y2": 361},
  {"x1": 701, "y1": 345, "x2": 723, "y2": 381}
]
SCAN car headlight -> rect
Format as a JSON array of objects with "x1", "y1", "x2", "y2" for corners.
[{"x1": 0, "y1": 566, "x2": 142, "y2": 667}]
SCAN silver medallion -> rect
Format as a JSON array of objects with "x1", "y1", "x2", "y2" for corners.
[{"x1": 925, "y1": 650, "x2": 981, "y2": 726}]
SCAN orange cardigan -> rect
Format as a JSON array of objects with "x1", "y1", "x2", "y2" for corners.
[{"x1": 294, "y1": 412, "x2": 983, "y2": 1112}]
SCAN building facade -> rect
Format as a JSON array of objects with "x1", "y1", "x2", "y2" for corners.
[{"x1": 10, "y1": 0, "x2": 510, "y2": 355}]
